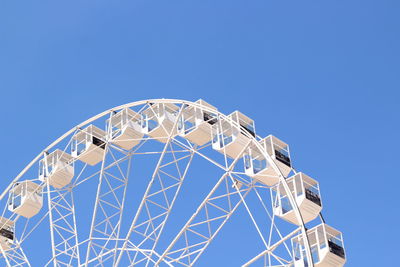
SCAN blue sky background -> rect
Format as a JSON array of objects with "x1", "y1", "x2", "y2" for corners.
[{"x1": 0, "y1": 0, "x2": 399, "y2": 266}]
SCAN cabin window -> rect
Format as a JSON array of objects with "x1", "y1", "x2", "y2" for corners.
[
  {"x1": 240, "y1": 123, "x2": 255, "y2": 137},
  {"x1": 328, "y1": 240, "x2": 345, "y2": 258},
  {"x1": 203, "y1": 112, "x2": 218, "y2": 125},
  {"x1": 93, "y1": 136, "x2": 106, "y2": 149},
  {"x1": 311, "y1": 245, "x2": 320, "y2": 263},
  {"x1": 0, "y1": 228, "x2": 13, "y2": 240},
  {"x1": 274, "y1": 149, "x2": 291, "y2": 167},
  {"x1": 253, "y1": 158, "x2": 267, "y2": 173},
  {"x1": 244, "y1": 155, "x2": 251, "y2": 170},
  {"x1": 281, "y1": 196, "x2": 292, "y2": 214},
  {"x1": 305, "y1": 188, "x2": 321, "y2": 206}
]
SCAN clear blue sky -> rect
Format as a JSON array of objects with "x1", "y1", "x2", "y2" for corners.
[{"x1": 0, "y1": 0, "x2": 399, "y2": 266}]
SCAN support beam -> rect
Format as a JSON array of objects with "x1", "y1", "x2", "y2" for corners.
[
  {"x1": 84, "y1": 147, "x2": 130, "y2": 266},
  {"x1": 156, "y1": 141, "x2": 252, "y2": 266},
  {"x1": 0, "y1": 240, "x2": 31, "y2": 267},
  {"x1": 46, "y1": 185, "x2": 80, "y2": 267}
]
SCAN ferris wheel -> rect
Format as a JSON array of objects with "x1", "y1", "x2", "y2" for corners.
[{"x1": 0, "y1": 99, "x2": 346, "y2": 267}]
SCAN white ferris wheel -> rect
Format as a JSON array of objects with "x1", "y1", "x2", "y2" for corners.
[{"x1": 0, "y1": 99, "x2": 346, "y2": 267}]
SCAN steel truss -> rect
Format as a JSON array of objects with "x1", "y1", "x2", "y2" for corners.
[
  {"x1": 240, "y1": 185, "x2": 303, "y2": 267},
  {"x1": 84, "y1": 146, "x2": 131, "y2": 266},
  {"x1": 115, "y1": 140, "x2": 195, "y2": 266},
  {"x1": 153, "y1": 142, "x2": 251, "y2": 267},
  {"x1": 46, "y1": 184, "x2": 80, "y2": 267},
  {"x1": 0, "y1": 241, "x2": 30, "y2": 267}
]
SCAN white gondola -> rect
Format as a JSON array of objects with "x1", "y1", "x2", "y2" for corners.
[
  {"x1": 292, "y1": 224, "x2": 346, "y2": 267},
  {"x1": 72, "y1": 125, "x2": 107, "y2": 166},
  {"x1": 243, "y1": 135, "x2": 292, "y2": 186},
  {"x1": 141, "y1": 103, "x2": 179, "y2": 142},
  {"x1": 243, "y1": 143, "x2": 275, "y2": 186},
  {"x1": 108, "y1": 108, "x2": 143, "y2": 150},
  {"x1": 8, "y1": 181, "x2": 42, "y2": 218},
  {"x1": 273, "y1": 172, "x2": 322, "y2": 224},
  {"x1": 39, "y1": 149, "x2": 74, "y2": 189},
  {"x1": 178, "y1": 99, "x2": 218, "y2": 146},
  {"x1": 212, "y1": 111, "x2": 255, "y2": 159},
  {"x1": 244, "y1": 135, "x2": 292, "y2": 185},
  {"x1": 263, "y1": 135, "x2": 291, "y2": 176},
  {"x1": 0, "y1": 217, "x2": 14, "y2": 252}
]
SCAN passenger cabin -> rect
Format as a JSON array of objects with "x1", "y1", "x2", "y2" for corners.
[
  {"x1": 141, "y1": 103, "x2": 179, "y2": 142},
  {"x1": 243, "y1": 143, "x2": 275, "y2": 186},
  {"x1": 244, "y1": 135, "x2": 292, "y2": 185},
  {"x1": 72, "y1": 125, "x2": 106, "y2": 166},
  {"x1": 212, "y1": 111, "x2": 255, "y2": 159},
  {"x1": 273, "y1": 172, "x2": 322, "y2": 225},
  {"x1": 8, "y1": 181, "x2": 42, "y2": 218},
  {"x1": 0, "y1": 217, "x2": 14, "y2": 252},
  {"x1": 178, "y1": 99, "x2": 218, "y2": 146},
  {"x1": 39, "y1": 149, "x2": 74, "y2": 189},
  {"x1": 108, "y1": 108, "x2": 143, "y2": 150},
  {"x1": 292, "y1": 224, "x2": 346, "y2": 267},
  {"x1": 263, "y1": 135, "x2": 292, "y2": 177}
]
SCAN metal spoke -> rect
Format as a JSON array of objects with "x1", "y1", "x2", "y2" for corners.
[
  {"x1": 155, "y1": 141, "x2": 252, "y2": 266},
  {"x1": 84, "y1": 146, "x2": 130, "y2": 266},
  {"x1": 46, "y1": 183, "x2": 80, "y2": 267}
]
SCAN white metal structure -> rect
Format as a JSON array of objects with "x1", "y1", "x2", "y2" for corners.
[{"x1": 0, "y1": 99, "x2": 345, "y2": 266}]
